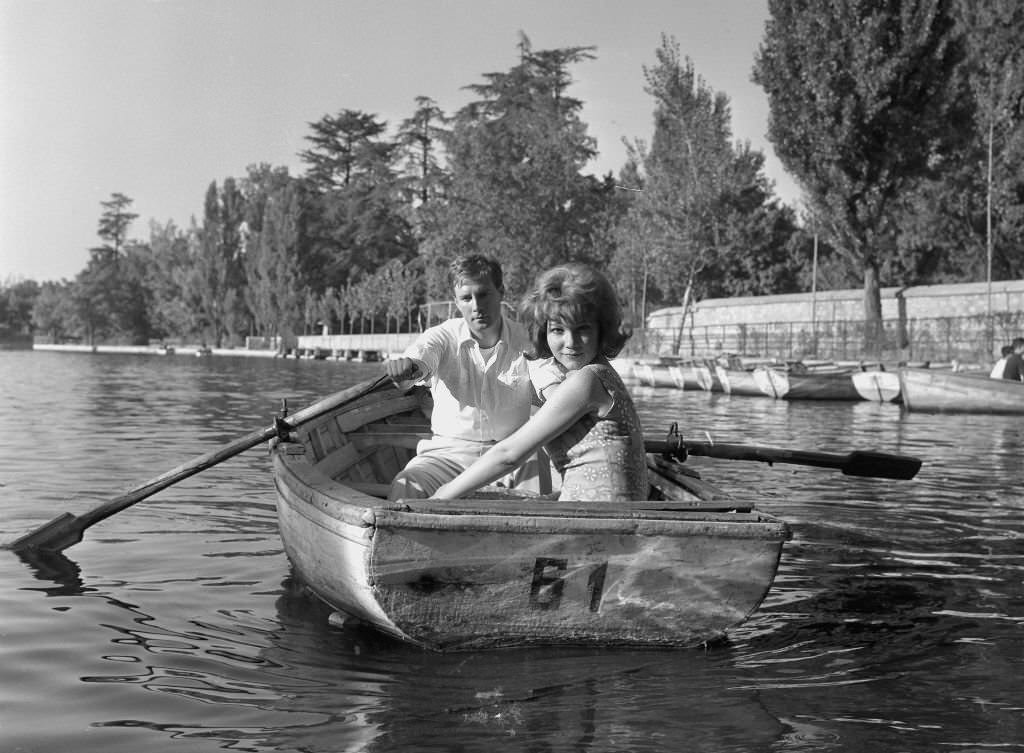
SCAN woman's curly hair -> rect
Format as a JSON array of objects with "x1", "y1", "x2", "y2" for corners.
[{"x1": 520, "y1": 263, "x2": 630, "y2": 360}]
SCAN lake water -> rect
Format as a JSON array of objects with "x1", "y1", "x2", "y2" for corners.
[{"x1": 1, "y1": 351, "x2": 1021, "y2": 753}]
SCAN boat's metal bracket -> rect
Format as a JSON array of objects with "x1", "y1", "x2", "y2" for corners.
[
  {"x1": 663, "y1": 422, "x2": 687, "y2": 462},
  {"x1": 275, "y1": 398, "x2": 297, "y2": 442}
]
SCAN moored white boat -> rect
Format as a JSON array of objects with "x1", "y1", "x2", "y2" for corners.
[
  {"x1": 667, "y1": 362, "x2": 702, "y2": 390},
  {"x1": 851, "y1": 370, "x2": 901, "y2": 402},
  {"x1": 636, "y1": 360, "x2": 679, "y2": 388},
  {"x1": 898, "y1": 367, "x2": 1024, "y2": 413},
  {"x1": 754, "y1": 363, "x2": 860, "y2": 401},
  {"x1": 715, "y1": 364, "x2": 765, "y2": 396},
  {"x1": 693, "y1": 361, "x2": 723, "y2": 392}
]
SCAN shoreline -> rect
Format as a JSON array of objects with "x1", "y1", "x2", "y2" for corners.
[{"x1": 32, "y1": 343, "x2": 281, "y2": 358}]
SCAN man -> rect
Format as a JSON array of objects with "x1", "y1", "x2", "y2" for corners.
[
  {"x1": 999, "y1": 337, "x2": 1024, "y2": 381},
  {"x1": 989, "y1": 344, "x2": 1012, "y2": 379},
  {"x1": 385, "y1": 254, "x2": 539, "y2": 499}
]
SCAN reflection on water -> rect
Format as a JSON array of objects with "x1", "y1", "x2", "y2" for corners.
[{"x1": 1, "y1": 352, "x2": 1022, "y2": 752}]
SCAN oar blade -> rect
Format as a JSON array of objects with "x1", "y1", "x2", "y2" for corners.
[
  {"x1": 842, "y1": 451, "x2": 922, "y2": 480},
  {"x1": 6, "y1": 513, "x2": 85, "y2": 554},
  {"x1": 4, "y1": 373, "x2": 394, "y2": 555}
]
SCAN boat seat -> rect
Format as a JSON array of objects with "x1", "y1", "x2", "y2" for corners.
[
  {"x1": 349, "y1": 431, "x2": 429, "y2": 450},
  {"x1": 647, "y1": 455, "x2": 732, "y2": 502}
]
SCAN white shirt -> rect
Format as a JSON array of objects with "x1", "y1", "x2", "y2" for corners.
[
  {"x1": 404, "y1": 315, "x2": 534, "y2": 443},
  {"x1": 990, "y1": 357, "x2": 1007, "y2": 379}
]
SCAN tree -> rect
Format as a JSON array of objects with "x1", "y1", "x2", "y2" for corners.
[
  {"x1": 396, "y1": 96, "x2": 450, "y2": 205},
  {"x1": 299, "y1": 110, "x2": 415, "y2": 291},
  {"x1": 186, "y1": 179, "x2": 249, "y2": 346},
  {"x1": 96, "y1": 192, "x2": 138, "y2": 261},
  {"x1": 624, "y1": 36, "x2": 800, "y2": 349},
  {"x1": 753, "y1": 0, "x2": 973, "y2": 354},
  {"x1": 31, "y1": 281, "x2": 75, "y2": 342},
  {"x1": 633, "y1": 41, "x2": 728, "y2": 334},
  {"x1": 300, "y1": 110, "x2": 391, "y2": 191},
  {"x1": 417, "y1": 36, "x2": 611, "y2": 298},
  {"x1": 377, "y1": 258, "x2": 422, "y2": 332},
  {"x1": 241, "y1": 169, "x2": 306, "y2": 341},
  {"x1": 70, "y1": 194, "x2": 152, "y2": 344},
  {"x1": 143, "y1": 219, "x2": 195, "y2": 339},
  {"x1": 1, "y1": 278, "x2": 40, "y2": 334}
]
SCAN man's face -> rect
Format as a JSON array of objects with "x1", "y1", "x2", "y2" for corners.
[{"x1": 454, "y1": 275, "x2": 504, "y2": 345}]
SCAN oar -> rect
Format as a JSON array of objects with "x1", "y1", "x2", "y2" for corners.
[
  {"x1": 644, "y1": 437, "x2": 922, "y2": 480},
  {"x1": 5, "y1": 374, "x2": 392, "y2": 555}
]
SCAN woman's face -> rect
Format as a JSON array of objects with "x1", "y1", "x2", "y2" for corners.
[{"x1": 546, "y1": 317, "x2": 600, "y2": 371}]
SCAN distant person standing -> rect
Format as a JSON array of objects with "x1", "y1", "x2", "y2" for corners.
[
  {"x1": 999, "y1": 338, "x2": 1024, "y2": 381},
  {"x1": 989, "y1": 344, "x2": 1012, "y2": 379}
]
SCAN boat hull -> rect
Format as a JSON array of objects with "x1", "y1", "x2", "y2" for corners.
[
  {"x1": 754, "y1": 367, "x2": 861, "y2": 400},
  {"x1": 851, "y1": 370, "x2": 901, "y2": 402},
  {"x1": 714, "y1": 365, "x2": 765, "y2": 396},
  {"x1": 667, "y1": 364, "x2": 702, "y2": 390},
  {"x1": 271, "y1": 383, "x2": 790, "y2": 651},
  {"x1": 637, "y1": 363, "x2": 678, "y2": 388},
  {"x1": 694, "y1": 362, "x2": 723, "y2": 392},
  {"x1": 898, "y1": 368, "x2": 1024, "y2": 413}
]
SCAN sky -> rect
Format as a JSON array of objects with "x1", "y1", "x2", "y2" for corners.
[{"x1": 1, "y1": 0, "x2": 803, "y2": 284}]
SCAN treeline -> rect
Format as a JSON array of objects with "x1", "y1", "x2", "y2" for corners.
[{"x1": 3, "y1": 4, "x2": 1022, "y2": 353}]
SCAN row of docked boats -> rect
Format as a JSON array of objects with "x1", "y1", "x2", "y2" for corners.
[{"x1": 624, "y1": 356, "x2": 1024, "y2": 413}]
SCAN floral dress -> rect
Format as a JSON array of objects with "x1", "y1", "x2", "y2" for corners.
[{"x1": 542, "y1": 363, "x2": 648, "y2": 502}]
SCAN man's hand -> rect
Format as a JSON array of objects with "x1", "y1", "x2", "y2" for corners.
[{"x1": 385, "y1": 357, "x2": 421, "y2": 382}]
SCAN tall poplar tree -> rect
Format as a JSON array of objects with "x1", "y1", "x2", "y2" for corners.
[
  {"x1": 188, "y1": 180, "x2": 246, "y2": 346},
  {"x1": 242, "y1": 175, "x2": 306, "y2": 341},
  {"x1": 753, "y1": 0, "x2": 972, "y2": 353},
  {"x1": 950, "y1": 0, "x2": 1024, "y2": 281},
  {"x1": 624, "y1": 36, "x2": 800, "y2": 345}
]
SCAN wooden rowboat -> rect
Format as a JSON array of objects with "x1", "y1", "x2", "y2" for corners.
[
  {"x1": 270, "y1": 381, "x2": 791, "y2": 651},
  {"x1": 898, "y1": 367, "x2": 1024, "y2": 413}
]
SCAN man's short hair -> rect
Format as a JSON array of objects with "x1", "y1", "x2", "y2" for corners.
[{"x1": 449, "y1": 255, "x2": 503, "y2": 291}]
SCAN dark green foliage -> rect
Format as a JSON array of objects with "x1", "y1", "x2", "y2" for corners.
[
  {"x1": 893, "y1": 0, "x2": 1024, "y2": 285},
  {"x1": 0, "y1": 278, "x2": 40, "y2": 335},
  {"x1": 29, "y1": 281, "x2": 74, "y2": 341},
  {"x1": 416, "y1": 38, "x2": 612, "y2": 299},
  {"x1": 620, "y1": 36, "x2": 803, "y2": 332},
  {"x1": 241, "y1": 165, "x2": 307, "y2": 339},
  {"x1": 397, "y1": 97, "x2": 449, "y2": 205},
  {"x1": 300, "y1": 109, "x2": 416, "y2": 294},
  {"x1": 753, "y1": 0, "x2": 974, "y2": 352}
]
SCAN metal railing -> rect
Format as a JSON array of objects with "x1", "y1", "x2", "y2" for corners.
[{"x1": 626, "y1": 311, "x2": 1024, "y2": 365}]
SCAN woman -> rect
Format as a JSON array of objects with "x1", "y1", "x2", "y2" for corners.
[{"x1": 434, "y1": 263, "x2": 648, "y2": 502}]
